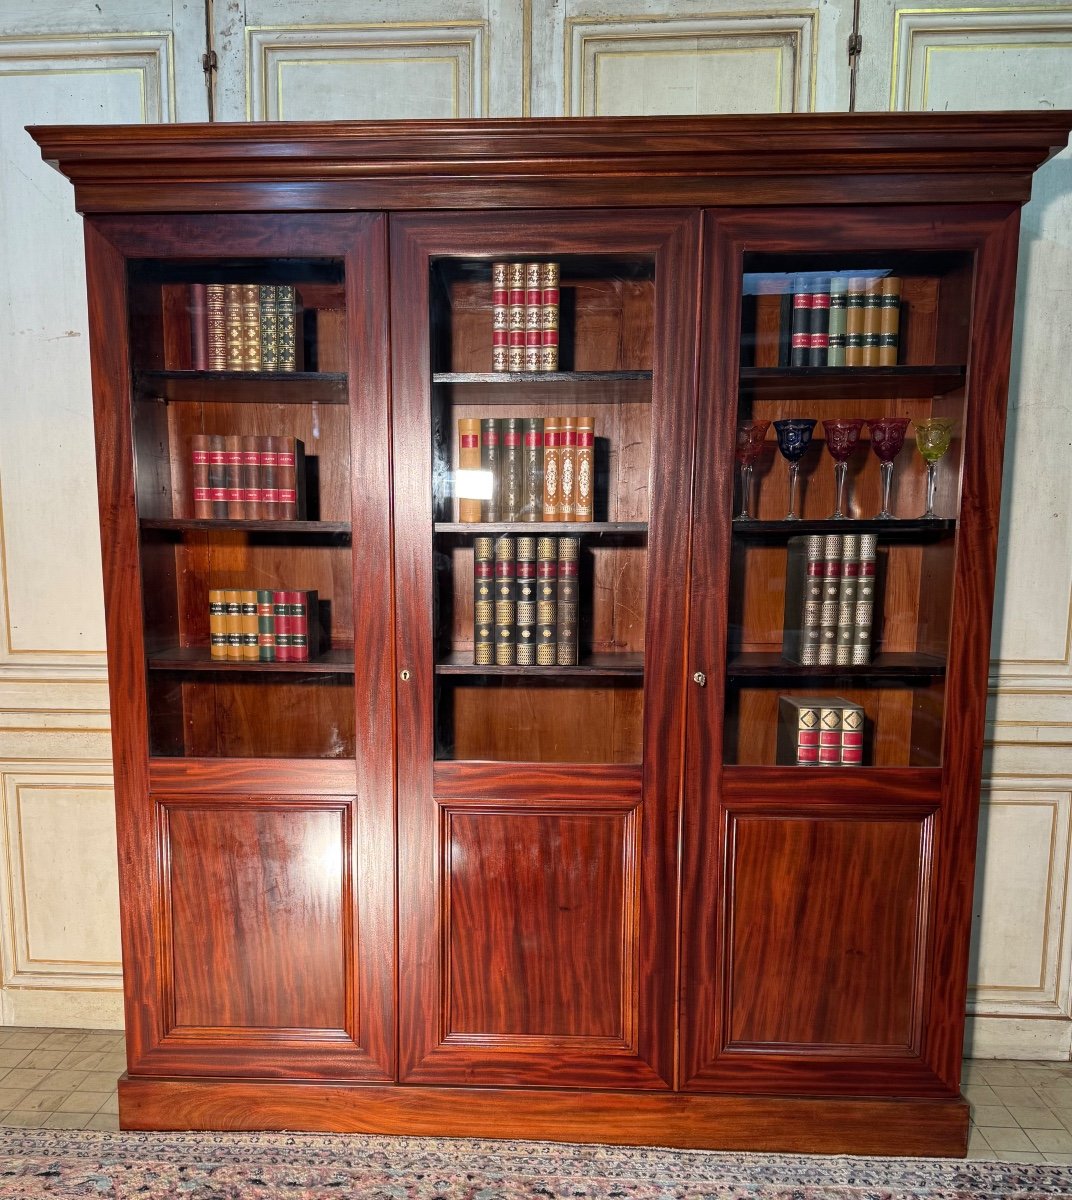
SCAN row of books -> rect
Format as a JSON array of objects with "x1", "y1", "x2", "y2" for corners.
[
  {"x1": 782, "y1": 534, "x2": 877, "y2": 666},
  {"x1": 777, "y1": 695, "x2": 864, "y2": 766},
  {"x1": 754, "y1": 275, "x2": 902, "y2": 368},
  {"x1": 492, "y1": 261, "x2": 560, "y2": 372},
  {"x1": 191, "y1": 434, "x2": 305, "y2": 520},
  {"x1": 476, "y1": 535, "x2": 578, "y2": 666},
  {"x1": 458, "y1": 417, "x2": 594, "y2": 522},
  {"x1": 188, "y1": 283, "x2": 301, "y2": 372},
  {"x1": 208, "y1": 588, "x2": 319, "y2": 662}
]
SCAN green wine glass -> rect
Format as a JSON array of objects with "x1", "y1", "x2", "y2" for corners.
[{"x1": 913, "y1": 418, "x2": 956, "y2": 519}]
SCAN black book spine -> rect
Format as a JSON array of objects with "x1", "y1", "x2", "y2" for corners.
[
  {"x1": 808, "y1": 277, "x2": 830, "y2": 367},
  {"x1": 481, "y1": 418, "x2": 501, "y2": 522}
]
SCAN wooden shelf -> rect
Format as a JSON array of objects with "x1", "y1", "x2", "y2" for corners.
[
  {"x1": 739, "y1": 365, "x2": 966, "y2": 400},
  {"x1": 434, "y1": 521, "x2": 646, "y2": 535},
  {"x1": 135, "y1": 369, "x2": 348, "y2": 405},
  {"x1": 436, "y1": 651, "x2": 643, "y2": 677},
  {"x1": 141, "y1": 518, "x2": 351, "y2": 536},
  {"x1": 726, "y1": 652, "x2": 947, "y2": 681},
  {"x1": 433, "y1": 371, "x2": 651, "y2": 384},
  {"x1": 732, "y1": 518, "x2": 956, "y2": 540},
  {"x1": 148, "y1": 647, "x2": 355, "y2": 674}
]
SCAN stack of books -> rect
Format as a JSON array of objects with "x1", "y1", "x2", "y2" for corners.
[
  {"x1": 188, "y1": 283, "x2": 300, "y2": 372},
  {"x1": 191, "y1": 435, "x2": 304, "y2": 520},
  {"x1": 777, "y1": 695, "x2": 865, "y2": 765},
  {"x1": 782, "y1": 533, "x2": 877, "y2": 666},
  {"x1": 474, "y1": 535, "x2": 579, "y2": 667},
  {"x1": 208, "y1": 588, "x2": 319, "y2": 662},
  {"x1": 457, "y1": 416, "x2": 594, "y2": 522},
  {"x1": 492, "y1": 262, "x2": 560, "y2": 371}
]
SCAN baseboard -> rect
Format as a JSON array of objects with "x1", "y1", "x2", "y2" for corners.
[
  {"x1": 1, "y1": 988, "x2": 123, "y2": 1030},
  {"x1": 965, "y1": 1014, "x2": 1072, "y2": 1060}
]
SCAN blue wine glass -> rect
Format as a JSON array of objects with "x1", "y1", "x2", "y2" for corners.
[{"x1": 773, "y1": 418, "x2": 816, "y2": 521}]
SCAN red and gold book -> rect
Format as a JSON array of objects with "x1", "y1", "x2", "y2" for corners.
[
  {"x1": 540, "y1": 263, "x2": 560, "y2": 371},
  {"x1": 559, "y1": 416, "x2": 577, "y2": 521},
  {"x1": 817, "y1": 703, "x2": 844, "y2": 766},
  {"x1": 286, "y1": 589, "x2": 319, "y2": 662},
  {"x1": 207, "y1": 433, "x2": 228, "y2": 519},
  {"x1": 574, "y1": 417, "x2": 595, "y2": 521},
  {"x1": 522, "y1": 417, "x2": 544, "y2": 522},
  {"x1": 500, "y1": 417, "x2": 523, "y2": 521},
  {"x1": 494, "y1": 536, "x2": 516, "y2": 666},
  {"x1": 457, "y1": 418, "x2": 482, "y2": 522},
  {"x1": 524, "y1": 263, "x2": 542, "y2": 371},
  {"x1": 473, "y1": 535, "x2": 495, "y2": 666},
  {"x1": 208, "y1": 589, "x2": 227, "y2": 660},
  {"x1": 515, "y1": 534, "x2": 537, "y2": 665},
  {"x1": 224, "y1": 283, "x2": 244, "y2": 371},
  {"x1": 776, "y1": 695, "x2": 823, "y2": 765},
  {"x1": 556, "y1": 535, "x2": 579, "y2": 665},
  {"x1": 841, "y1": 703, "x2": 865, "y2": 765},
  {"x1": 480, "y1": 419, "x2": 501, "y2": 522},
  {"x1": 240, "y1": 283, "x2": 261, "y2": 371},
  {"x1": 240, "y1": 589, "x2": 259, "y2": 661},
  {"x1": 276, "y1": 436, "x2": 305, "y2": 520},
  {"x1": 808, "y1": 278, "x2": 830, "y2": 367},
  {"x1": 224, "y1": 433, "x2": 244, "y2": 519},
  {"x1": 191, "y1": 433, "x2": 213, "y2": 518},
  {"x1": 536, "y1": 536, "x2": 557, "y2": 666},
  {"x1": 272, "y1": 589, "x2": 291, "y2": 661},
  {"x1": 240, "y1": 435, "x2": 261, "y2": 519},
  {"x1": 206, "y1": 283, "x2": 227, "y2": 370},
  {"x1": 790, "y1": 277, "x2": 811, "y2": 367},
  {"x1": 259, "y1": 436, "x2": 279, "y2": 520},
  {"x1": 190, "y1": 283, "x2": 208, "y2": 371},
  {"x1": 542, "y1": 417, "x2": 561, "y2": 519},
  {"x1": 223, "y1": 589, "x2": 242, "y2": 661},
  {"x1": 491, "y1": 261, "x2": 509, "y2": 372},
  {"x1": 508, "y1": 263, "x2": 526, "y2": 371}
]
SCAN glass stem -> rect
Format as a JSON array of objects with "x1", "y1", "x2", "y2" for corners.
[
  {"x1": 924, "y1": 459, "x2": 939, "y2": 519},
  {"x1": 737, "y1": 462, "x2": 753, "y2": 520},
  {"x1": 878, "y1": 460, "x2": 894, "y2": 519},
  {"x1": 832, "y1": 460, "x2": 848, "y2": 519},
  {"x1": 786, "y1": 462, "x2": 800, "y2": 521}
]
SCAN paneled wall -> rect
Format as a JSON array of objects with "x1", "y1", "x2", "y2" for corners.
[{"x1": 1, "y1": 0, "x2": 1069, "y2": 1057}]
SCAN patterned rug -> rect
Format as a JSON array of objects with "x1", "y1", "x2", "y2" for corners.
[{"x1": 1, "y1": 1128, "x2": 1071, "y2": 1198}]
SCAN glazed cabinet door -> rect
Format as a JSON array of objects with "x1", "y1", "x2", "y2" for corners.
[
  {"x1": 391, "y1": 210, "x2": 700, "y2": 1087},
  {"x1": 681, "y1": 205, "x2": 1022, "y2": 1096},
  {"x1": 86, "y1": 213, "x2": 394, "y2": 1078}
]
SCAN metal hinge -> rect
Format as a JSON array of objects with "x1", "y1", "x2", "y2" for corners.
[
  {"x1": 847, "y1": 32, "x2": 863, "y2": 63},
  {"x1": 202, "y1": 50, "x2": 218, "y2": 75}
]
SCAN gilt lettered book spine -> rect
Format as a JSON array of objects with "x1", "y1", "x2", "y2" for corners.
[
  {"x1": 240, "y1": 589, "x2": 259, "y2": 662},
  {"x1": 224, "y1": 283, "x2": 244, "y2": 371},
  {"x1": 841, "y1": 703, "x2": 865, "y2": 765},
  {"x1": 481, "y1": 418, "x2": 501, "y2": 522},
  {"x1": 575, "y1": 416, "x2": 595, "y2": 521},
  {"x1": 494, "y1": 535, "x2": 516, "y2": 665},
  {"x1": 559, "y1": 416, "x2": 577, "y2": 521},
  {"x1": 491, "y1": 261, "x2": 509, "y2": 373},
  {"x1": 515, "y1": 535, "x2": 537, "y2": 666},
  {"x1": 501, "y1": 417, "x2": 523, "y2": 522},
  {"x1": 191, "y1": 433, "x2": 213, "y2": 519},
  {"x1": 827, "y1": 277, "x2": 847, "y2": 367},
  {"x1": 540, "y1": 262, "x2": 560, "y2": 371},
  {"x1": 817, "y1": 534, "x2": 843, "y2": 666},
  {"x1": 776, "y1": 695, "x2": 822, "y2": 765},
  {"x1": 257, "y1": 589, "x2": 276, "y2": 662},
  {"x1": 473, "y1": 536, "x2": 495, "y2": 666},
  {"x1": 508, "y1": 263, "x2": 526, "y2": 372},
  {"x1": 457, "y1": 418, "x2": 483, "y2": 523},
  {"x1": 524, "y1": 263, "x2": 542, "y2": 372},
  {"x1": 208, "y1": 589, "x2": 227, "y2": 660},
  {"x1": 836, "y1": 534, "x2": 860, "y2": 666},
  {"x1": 536, "y1": 537, "x2": 558, "y2": 666},
  {"x1": 190, "y1": 283, "x2": 209, "y2": 371},
  {"x1": 240, "y1": 435, "x2": 262, "y2": 520},
  {"x1": 521, "y1": 417, "x2": 544, "y2": 522},
  {"x1": 781, "y1": 534, "x2": 824, "y2": 665},
  {"x1": 206, "y1": 283, "x2": 227, "y2": 371},
  {"x1": 224, "y1": 433, "x2": 244, "y2": 519},
  {"x1": 853, "y1": 534, "x2": 878, "y2": 664},
  {"x1": 556, "y1": 536, "x2": 579, "y2": 665},
  {"x1": 542, "y1": 417, "x2": 561, "y2": 519},
  {"x1": 878, "y1": 275, "x2": 902, "y2": 366},
  {"x1": 808, "y1": 277, "x2": 830, "y2": 367}
]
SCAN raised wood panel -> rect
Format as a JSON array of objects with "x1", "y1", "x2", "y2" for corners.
[
  {"x1": 445, "y1": 807, "x2": 634, "y2": 1040},
  {"x1": 162, "y1": 799, "x2": 350, "y2": 1033},
  {"x1": 726, "y1": 811, "x2": 929, "y2": 1051}
]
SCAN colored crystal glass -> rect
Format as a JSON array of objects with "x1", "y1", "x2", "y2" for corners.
[
  {"x1": 733, "y1": 418, "x2": 770, "y2": 521},
  {"x1": 866, "y1": 416, "x2": 910, "y2": 519},
  {"x1": 773, "y1": 418, "x2": 816, "y2": 521},
  {"x1": 822, "y1": 418, "x2": 865, "y2": 520},
  {"x1": 913, "y1": 417, "x2": 956, "y2": 519}
]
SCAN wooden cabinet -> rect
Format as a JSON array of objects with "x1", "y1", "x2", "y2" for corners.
[{"x1": 30, "y1": 113, "x2": 1072, "y2": 1156}]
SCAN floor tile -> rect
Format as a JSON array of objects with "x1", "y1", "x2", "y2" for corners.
[
  {"x1": 985, "y1": 1127, "x2": 1042, "y2": 1153},
  {"x1": 967, "y1": 1128, "x2": 991, "y2": 1153},
  {"x1": 96, "y1": 1092, "x2": 119, "y2": 1115},
  {"x1": 41, "y1": 1069, "x2": 90, "y2": 1091},
  {"x1": 79, "y1": 1070, "x2": 118, "y2": 1092},
  {"x1": 990, "y1": 1085, "x2": 1045, "y2": 1107},
  {"x1": 963, "y1": 1081, "x2": 1000, "y2": 1105},
  {"x1": 970, "y1": 1104, "x2": 1019, "y2": 1128},
  {"x1": 0, "y1": 1087, "x2": 30, "y2": 1110},
  {"x1": 42, "y1": 1111, "x2": 95, "y2": 1130},
  {"x1": 1042, "y1": 1153, "x2": 1072, "y2": 1164},
  {"x1": 0, "y1": 1032, "x2": 48, "y2": 1050},
  {"x1": 16, "y1": 1091, "x2": 68, "y2": 1114},
  {"x1": 1008, "y1": 1105, "x2": 1065, "y2": 1129},
  {"x1": 1, "y1": 1110, "x2": 51, "y2": 1128},
  {"x1": 0, "y1": 1068, "x2": 49, "y2": 1090},
  {"x1": 18, "y1": 1049, "x2": 70, "y2": 1071},
  {"x1": 59, "y1": 1090, "x2": 110, "y2": 1114},
  {"x1": 85, "y1": 1113, "x2": 119, "y2": 1131},
  {"x1": 1026, "y1": 1128, "x2": 1072, "y2": 1153},
  {"x1": 56, "y1": 1051, "x2": 110, "y2": 1072},
  {"x1": 0, "y1": 1050, "x2": 29, "y2": 1069}
]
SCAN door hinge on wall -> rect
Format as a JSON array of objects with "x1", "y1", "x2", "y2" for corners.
[
  {"x1": 202, "y1": 50, "x2": 218, "y2": 76},
  {"x1": 847, "y1": 33, "x2": 863, "y2": 66}
]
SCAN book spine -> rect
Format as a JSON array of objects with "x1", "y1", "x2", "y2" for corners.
[
  {"x1": 240, "y1": 435, "x2": 261, "y2": 520},
  {"x1": 501, "y1": 417, "x2": 523, "y2": 522},
  {"x1": 845, "y1": 276, "x2": 865, "y2": 367},
  {"x1": 190, "y1": 283, "x2": 209, "y2": 371},
  {"x1": 878, "y1": 275, "x2": 902, "y2": 367},
  {"x1": 841, "y1": 704, "x2": 865, "y2": 766},
  {"x1": 224, "y1": 589, "x2": 242, "y2": 661},
  {"x1": 224, "y1": 283, "x2": 244, "y2": 371},
  {"x1": 224, "y1": 433, "x2": 244, "y2": 519},
  {"x1": 191, "y1": 433, "x2": 213, "y2": 519},
  {"x1": 790, "y1": 276, "x2": 811, "y2": 368},
  {"x1": 240, "y1": 589, "x2": 259, "y2": 661},
  {"x1": 542, "y1": 417, "x2": 561, "y2": 519},
  {"x1": 782, "y1": 534, "x2": 824, "y2": 665},
  {"x1": 808, "y1": 277, "x2": 830, "y2": 367},
  {"x1": 257, "y1": 589, "x2": 275, "y2": 662},
  {"x1": 818, "y1": 534, "x2": 843, "y2": 666},
  {"x1": 853, "y1": 534, "x2": 878, "y2": 664},
  {"x1": 272, "y1": 589, "x2": 291, "y2": 662},
  {"x1": 862, "y1": 275, "x2": 882, "y2": 367},
  {"x1": 536, "y1": 537, "x2": 558, "y2": 666},
  {"x1": 556, "y1": 535, "x2": 579, "y2": 665},
  {"x1": 208, "y1": 433, "x2": 228, "y2": 519},
  {"x1": 777, "y1": 695, "x2": 821, "y2": 765},
  {"x1": 259, "y1": 436, "x2": 279, "y2": 520},
  {"x1": 508, "y1": 263, "x2": 526, "y2": 371},
  {"x1": 491, "y1": 261, "x2": 509, "y2": 373},
  {"x1": 276, "y1": 285, "x2": 297, "y2": 372},
  {"x1": 559, "y1": 416, "x2": 577, "y2": 521},
  {"x1": 521, "y1": 417, "x2": 544, "y2": 522},
  {"x1": 288, "y1": 589, "x2": 318, "y2": 662},
  {"x1": 494, "y1": 535, "x2": 516, "y2": 666},
  {"x1": 276, "y1": 436, "x2": 303, "y2": 521},
  {"x1": 240, "y1": 283, "x2": 261, "y2": 371},
  {"x1": 480, "y1": 418, "x2": 501, "y2": 522},
  {"x1": 541, "y1": 263, "x2": 560, "y2": 373},
  {"x1": 524, "y1": 263, "x2": 542, "y2": 372},
  {"x1": 457, "y1": 418, "x2": 483, "y2": 523},
  {"x1": 208, "y1": 589, "x2": 228, "y2": 660},
  {"x1": 206, "y1": 283, "x2": 227, "y2": 371},
  {"x1": 515, "y1": 535, "x2": 537, "y2": 666},
  {"x1": 575, "y1": 416, "x2": 595, "y2": 521},
  {"x1": 260, "y1": 284, "x2": 279, "y2": 371},
  {"x1": 818, "y1": 704, "x2": 844, "y2": 766},
  {"x1": 473, "y1": 535, "x2": 495, "y2": 666},
  {"x1": 835, "y1": 533, "x2": 860, "y2": 666},
  {"x1": 827, "y1": 277, "x2": 847, "y2": 367}
]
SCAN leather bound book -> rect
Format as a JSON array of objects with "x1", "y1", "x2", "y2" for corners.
[
  {"x1": 776, "y1": 695, "x2": 823, "y2": 765},
  {"x1": 827, "y1": 277, "x2": 847, "y2": 366},
  {"x1": 521, "y1": 417, "x2": 544, "y2": 522},
  {"x1": 515, "y1": 534, "x2": 537, "y2": 665},
  {"x1": 224, "y1": 284, "x2": 244, "y2": 371},
  {"x1": 480, "y1": 418, "x2": 501, "y2": 522},
  {"x1": 845, "y1": 276, "x2": 865, "y2": 366},
  {"x1": 536, "y1": 536, "x2": 557, "y2": 665},
  {"x1": 575, "y1": 417, "x2": 595, "y2": 521},
  {"x1": 559, "y1": 416, "x2": 577, "y2": 521},
  {"x1": 540, "y1": 262, "x2": 560, "y2": 371},
  {"x1": 287, "y1": 590, "x2": 319, "y2": 662},
  {"x1": 208, "y1": 434, "x2": 228, "y2": 519},
  {"x1": 257, "y1": 589, "x2": 275, "y2": 662},
  {"x1": 272, "y1": 590, "x2": 291, "y2": 662},
  {"x1": 240, "y1": 283, "x2": 261, "y2": 371},
  {"x1": 224, "y1": 589, "x2": 243, "y2": 661},
  {"x1": 473, "y1": 536, "x2": 495, "y2": 666},
  {"x1": 208, "y1": 589, "x2": 227, "y2": 660},
  {"x1": 191, "y1": 433, "x2": 213, "y2": 519},
  {"x1": 494, "y1": 535, "x2": 516, "y2": 665},
  {"x1": 224, "y1": 433, "x2": 244, "y2": 519},
  {"x1": 491, "y1": 261, "x2": 508, "y2": 373},
  {"x1": 259, "y1": 436, "x2": 279, "y2": 520},
  {"x1": 808, "y1": 277, "x2": 830, "y2": 367},
  {"x1": 840, "y1": 703, "x2": 865, "y2": 765},
  {"x1": 781, "y1": 534, "x2": 824, "y2": 665},
  {"x1": 501, "y1": 417, "x2": 523, "y2": 521},
  {"x1": 542, "y1": 417, "x2": 561, "y2": 519},
  {"x1": 524, "y1": 263, "x2": 542, "y2": 372},
  {"x1": 190, "y1": 283, "x2": 208, "y2": 371},
  {"x1": 836, "y1": 533, "x2": 860, "y2": 666},
  {"x1": 240, "y1": 589, "x2": 259, "y2": 661},
  {"x1": 508, "y1": 264, "x2": 526, "y2": 371},
  {"x1": 240, "y1": 435, "x2": 261, "y2": 520},
  {"x1": 206, "y1": 283, "x2": 227, "y2": 370},
  {"x1": 862, "y1": 275, "x2": 882, "y2": 366},
  {"x1": 878, "y1": 275, "x2": 902, "y2": 366},
  {"x1": 853, "y1": 534, "x2": 878, "y2": 664},
  {"x1": 276, "y1": 436, "x2": 305, "y2": 520},
  {"x1": 556, "y1": 535, "x2": 580, "y2": 666},
  {"x1": 790, "y1": 276, "x2": 811, "y2": 367},
  {"x1": 259, "y1": 285, "x2": 279, "y2": 371},
  {"x1": 817, "y1": 702, "x2": 845, "y2": 765},
  {"x1": 457, "y1": 418, "x2": 483, "y2": 522},
  {"x1": 276, "y1": 285, "x2": 298, "y2": 372},
  {"x1": 817, "y1": 534, "x2": 843, "y2": 666}
]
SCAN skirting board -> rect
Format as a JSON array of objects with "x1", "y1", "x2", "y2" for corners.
[{"x1": 119, "y1": 1077, "x2": 971, "y2": 1158}]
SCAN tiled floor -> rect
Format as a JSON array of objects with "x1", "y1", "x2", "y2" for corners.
[{"x1": 1, "y1": 1027, "x2": 1071, "y2": 1159}]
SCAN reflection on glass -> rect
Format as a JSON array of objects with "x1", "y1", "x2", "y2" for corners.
[
  {"x1": 913, "y1": 418, "x2": 955, "y2": 519},
  {"x1": 734, "y1": 419, "x2": 770, "y2": 521},
  {"x1": 774, "y1": 418, "x2": 816, "y2": 521}
]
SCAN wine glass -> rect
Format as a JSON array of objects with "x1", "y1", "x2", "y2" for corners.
[
  {"x1": 866, "y1": 416, "x2": 910, "y2": 519},
  {"x1": 734, "y1": 418, "x2": 770, "y2": 521},
  {"x1": 822, "y1": 418, "x2": 865, "y2": 519},
  {"x1": 913, "y1": 417, "x2": 956, "y2": 519},
  {"x1": 773, "y1": 418, "x2": 816, "y2": 521}
]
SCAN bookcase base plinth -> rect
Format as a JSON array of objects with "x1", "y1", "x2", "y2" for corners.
[{"x1": 117, "y1": 1076, "x2": 970, "y2": 1157}]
